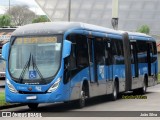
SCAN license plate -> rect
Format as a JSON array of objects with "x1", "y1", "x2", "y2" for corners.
[{"x1": 26, "y1": 96, "x2": 37, "y2": 100}]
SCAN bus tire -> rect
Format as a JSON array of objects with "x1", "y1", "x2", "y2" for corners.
[
  {"x1": 76, "y1": 86, "x2": 86, "y2": 108},
  {"x1": 111, "y1": 81, "x2": 118, "y2": 101},
  {"x1": 28, "y1": 103, "x2": 38, "y2": 110},
  {"x1": 139, "y1": 78, "x2": 147, "y2": 94}
]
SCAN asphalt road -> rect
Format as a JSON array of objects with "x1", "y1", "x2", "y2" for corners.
[{"x1": 1, "y1": 84, "x2": 160, "y2": 120}]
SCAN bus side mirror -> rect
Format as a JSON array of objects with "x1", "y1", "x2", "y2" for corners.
[
  {"x1": 63, "y1": 40, "x2": 71, "y2": 58},
  {"x1": 2, "y1": 42, "x2": 10, "y2": 61}
]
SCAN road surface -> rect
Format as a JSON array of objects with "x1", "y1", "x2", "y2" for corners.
[{"x1": 1, "y1": 84, "x2": 160, "y2": 120}]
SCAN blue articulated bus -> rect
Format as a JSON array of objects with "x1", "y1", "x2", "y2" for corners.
[{"x1": 2, "y1": 22, "x2": 158, "y2": 109}]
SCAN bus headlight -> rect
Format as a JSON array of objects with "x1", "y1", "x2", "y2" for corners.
[
  {"x1": 6, "y1": 79, "x2": 18, "y2": 93},
  {"x1": 47, "y1": 77, "x2": 61, "y2": 92}
]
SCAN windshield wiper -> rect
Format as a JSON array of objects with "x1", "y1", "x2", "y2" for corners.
[
  {"x1": 19, "y1": 53, "x2": 46, "y2": 84},
  {"x1": 19, "y1": 53, "x2": 31, "y2": 83},
  {"x1": 32, "y1": 55, "x2": 46, "y2": 84}
]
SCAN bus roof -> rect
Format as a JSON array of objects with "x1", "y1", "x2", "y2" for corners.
[
  {"x1": 127, "y1": 31, "x2": 154, "y2": 41},
  {"x1": 11, "y1": 22, "x2": 154, "y2": 41},
  {"x1": 119, "y1": 30, "x2": 154, "y2": 40},
  {"x1": 12, "y1": 22, "x2": 121, "y2": 36}
]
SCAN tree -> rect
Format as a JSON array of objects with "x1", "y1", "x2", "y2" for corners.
[
  {"x1": 6, "y1": 5, "x2": 36, "y2": 26},
  {"x1": 136, "y1": 25, "x2": 150, "y2": 34},
  {"x1": 0, "y1": 14, "x2": 11, "y2": 27},
  {"x1": 32, "y1": 15, "x2": 50, "y2": 23}
]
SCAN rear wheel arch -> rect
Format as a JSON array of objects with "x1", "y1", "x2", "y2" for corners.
[
  {"x1": 144, "y1": 74, "x2": 148, "y2": 87},
  {"x1": 76, "y1": 79, "x2": 89, "y2": 108},
  {"x1": 81, "y1": 79, "x2": 89, "y2": 98}
]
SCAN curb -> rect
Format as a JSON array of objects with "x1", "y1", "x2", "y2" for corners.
[{"x1": 0, "y1": 104, "x2": 26, "y2": 110}]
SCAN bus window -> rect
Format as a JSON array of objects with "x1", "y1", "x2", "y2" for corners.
[
  {"x1": 152, "y1": 42, "x2": 157, "y2": 55},
  {"x1": 9, "y1": 36, "x2": 62, "y2": 82},
  {"x1": 131, "y1": 42, "x2": 138, "y2": 77},
  {"x1": 95, "y1": 37, "x2": 105, "y2": 65},
  {"x1": 76, "y1": 35, "x2": 89, "y2": 67},
  {"x1": 150, "y1": 42, "x2": 157, "y2": 55},
  {"x1": 111, "y1": 40, "x2": 118, "y2": 57},
  {"x1": 66, "y1": 34, "x2": 89, "y2": 68},
  {"x1": 137, "y1": 41, "x2": 147, "y2": 63},
  {"x1": 111, "y1": 39, "x2": 124, "y2": 64}
]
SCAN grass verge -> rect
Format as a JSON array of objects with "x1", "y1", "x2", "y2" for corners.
[
  {"x1": 0, "y1": 92, "x2": 10, "y2": 107},
  {"x1": 158, "y1": 74, "x2": 160, "y2": 84}
]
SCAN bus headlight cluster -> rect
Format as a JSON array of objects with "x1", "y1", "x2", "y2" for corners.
[
  {"x1": 6, "y1": 79, "x2": 18, "y2": 93},
  {"x1": 47, "y1": 77, "x2": 61, "y2": 92}
]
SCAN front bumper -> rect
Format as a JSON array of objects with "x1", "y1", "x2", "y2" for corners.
[{"x1": 6, "y1": 92, "x2": 63, "y2": 103}]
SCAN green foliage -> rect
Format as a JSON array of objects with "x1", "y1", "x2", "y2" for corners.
[
  {"x1": 158, "y1": 74, "x2": 160, "y2": 83},
  {"x1": 32, "y1": 15, "x2": 50, "y2": 23},
  {"x1": 136, "y1": 25, "x2": 150, "y2": 34},
  {"x1": 6, "y1": 5, "x2": 36, "y2": 26},
  {"x1": 0, "y1": 92, "x2": 11, "y2": 106},
  {"x1": 0, "y1": 14, "x2": 11, "y2": 27},
  {"x1": 0, "y1": 92, "x2": 5, "y2": 106}
]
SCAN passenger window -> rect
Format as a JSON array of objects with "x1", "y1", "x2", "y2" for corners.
[
  {"x1": 66, "y1": 34, "x2": 89, "y2": 68},
  {"x1": 76, "y1": 35, "x2": 89, "y2": 67},
  {"x1": 137, "y1": 41, "x2": 147, "y2": 63},
  {"x1": 152, "y1": 42, "x2": 157, "y2": 55},
  {"x1": 95, "y1": 37, "x2": 105, "y2": 65},
  {"x1": 112, "y1": 40, "x2": 118, "y2": 56}
]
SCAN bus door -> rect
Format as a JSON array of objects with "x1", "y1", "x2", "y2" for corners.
[
  {"x1": 130, "y1": 42, "x2": 139, "y2": 88},
  {"x1": 106, "y1": 41, "x2": 113, "y2": 81},
  {"x1": 147, "y1": 43, "x2": 152, "y2": 76},
  {"x1": 105, "y1": 40, "x2": 113, "y2": 94},
  {"x1": 147, "y1": 42, "x2": 155, "y2": 86},
  {"x1": 87, "y1": 37, "x2": 97, "y2": 83}
]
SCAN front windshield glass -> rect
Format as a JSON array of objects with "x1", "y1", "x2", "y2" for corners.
[{"x1": 9, "y1": 35, "x2": 62, "y2": 82}]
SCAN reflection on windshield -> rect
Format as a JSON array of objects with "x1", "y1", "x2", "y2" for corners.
[{"x1": 9, "y1": 35, "x2": 62, "y2": 82}]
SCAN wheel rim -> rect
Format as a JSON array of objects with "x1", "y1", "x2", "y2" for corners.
[
  {"x1": 113, "y1": 83, "x2": 117, "y2": 98},
  {"x1": 80, "y1": 91, "x2": 85, "y2": 106},
  {"x1": 143, "y1": 81, "x2": 146, "y2": 92}
]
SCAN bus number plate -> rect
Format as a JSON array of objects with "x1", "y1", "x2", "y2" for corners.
[{"x1": 26, "y1": 96, "x2": 37, "y2": 100}]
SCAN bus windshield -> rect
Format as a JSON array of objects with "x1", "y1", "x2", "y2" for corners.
[{"x1": 9, "y1": 35, "x2": 62, "y2": 83}]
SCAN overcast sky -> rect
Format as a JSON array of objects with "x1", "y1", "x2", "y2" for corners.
[{"x1": 0, "y1": 0, "x2": 45, "y2": 15}]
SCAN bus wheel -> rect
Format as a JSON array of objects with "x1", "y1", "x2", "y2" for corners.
[
  {"x1": 77, "y1": 86, "x2": 86, "y2": 108},
  {"x1": 140, "y1": 78, "x2": 147, "y2": 94},
  {"x1": 111, "y1": 81, "x2": 118, "y2": 101},
  {"x1": 28, "y1": 103, "x2": 38, "y2": 110}
]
